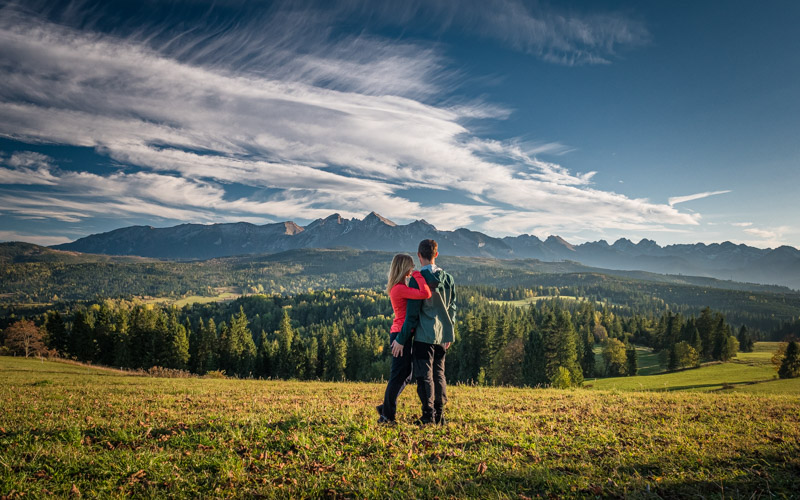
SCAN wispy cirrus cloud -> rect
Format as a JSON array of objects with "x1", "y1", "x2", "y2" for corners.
[
  {"x1": 0, "y1": 0, "x2": 700, "y2": 244},
  {"x1": 313, "y1": 0, "x2": 650, "y2": 66},
  {"x1": 668, "y1": 190, "x2": 731, "y2": 206}
]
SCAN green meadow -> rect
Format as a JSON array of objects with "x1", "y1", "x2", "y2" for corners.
[
  {"x1": 2, "y1": 356, "x2": 799, "y2": 498},
  {"x1": 587, "y1": 342, "x2": 799, "y2": 393}
]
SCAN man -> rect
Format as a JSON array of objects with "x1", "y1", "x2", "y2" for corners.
[{"x1": 391, "y1": 239, "x2": 456, "y2": 425}]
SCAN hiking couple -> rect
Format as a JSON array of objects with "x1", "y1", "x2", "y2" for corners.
[{"x1": 377, "y1": 239, "x2": 456, "y2": 425}]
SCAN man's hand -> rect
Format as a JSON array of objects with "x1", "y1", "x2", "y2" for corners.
[
  {"x1": 443, "y1": 342, "x2": 451, "y2": 350},
  {"x1": 391, "y1": 340, "x2": 404, "y2": 358}
]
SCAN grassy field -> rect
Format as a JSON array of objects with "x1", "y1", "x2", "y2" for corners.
[
  {"x1": 587, "y1": 342, "x2": 799, "y2": 393},
  {"x1": 585, "y1": 362, "x2": 785, "y2": 392},
  {"x1": 140, "y1": 289, "x2": 242, "y2": 307},
  {"x1": 489, "y1": 296, "x2": 585, "y2": 308},
  {"x1": 593, "y1": 346, "x2": 664, "y2": 377},
  {"x1": 2, "y1": 358, "x2": 799, "y2": 498}
]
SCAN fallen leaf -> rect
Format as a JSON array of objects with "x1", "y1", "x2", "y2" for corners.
[{"x1": 477, "y1": 462, "x2": 487, "y2": 475}]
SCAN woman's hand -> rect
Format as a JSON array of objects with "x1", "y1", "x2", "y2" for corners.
[{"x1": 391, "y1": 340, "x2": 404, "y2": 357}]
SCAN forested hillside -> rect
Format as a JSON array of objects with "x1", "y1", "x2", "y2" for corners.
[{"x1": 2, "y1": 246, "x2": 799, "y2": 333}]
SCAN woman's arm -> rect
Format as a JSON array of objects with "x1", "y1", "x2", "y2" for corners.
[{"x1": 393, "y1": 271, "x2": 432, "y2": 300}]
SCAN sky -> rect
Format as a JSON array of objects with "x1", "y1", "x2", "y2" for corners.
[{"x1": 0, "y1": 0, "x2": 798, "y2": 248}]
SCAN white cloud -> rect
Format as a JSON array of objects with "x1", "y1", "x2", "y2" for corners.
[
  {"x1": 668, "y1": 190, "x2": 731, "y2": 206},
  {"x1": 0, "y1": 152, "x2": 58, "y2": 185},
  {"x1": 732, "y1": 226, "x2": 794, "y2": 249},
  {"x1": 0, "y1": 2, "x2": 704, "y2": 241}
]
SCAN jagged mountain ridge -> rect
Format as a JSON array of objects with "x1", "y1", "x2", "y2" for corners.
[{"x1": 51, "y1": 211, "x2": 800, "y2": 289}]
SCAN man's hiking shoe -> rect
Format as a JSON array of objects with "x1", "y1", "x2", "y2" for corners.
[
  {"x1": 435, "y1": 415, "x2": 447, "y2": 426},
  {"x1": 414, "y1": 417, "x2": 434, "y2": 426},
  {"x1": 376, "y1": 404, "x2": 384, "y2": 417},
  {"x1": 377, "y1": 415, "x2": 395, "y2": 425}
]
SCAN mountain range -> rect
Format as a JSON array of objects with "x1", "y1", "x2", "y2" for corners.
[{"x1": 52, "y1": 212, "x2": 800, "y2": 289}]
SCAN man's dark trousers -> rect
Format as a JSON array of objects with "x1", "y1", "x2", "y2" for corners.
[
  {"x1": 413, "y1": 341, "x2": 447, "y2": 422},
  {"x1": 381, "y1": 332, "x2": 413, "y2": 421}
]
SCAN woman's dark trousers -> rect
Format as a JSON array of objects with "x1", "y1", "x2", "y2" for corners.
[{"x1": 380, "y1": 332, "x2": 413, "y2": 421}]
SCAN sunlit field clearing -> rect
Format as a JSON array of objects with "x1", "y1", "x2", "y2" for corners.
[
  {"x1": 1, "y1": 357, "x2": 798, "y2": 498},
  {"x1": 586, "y1": 362, "x2": 780, "y2": 392}
]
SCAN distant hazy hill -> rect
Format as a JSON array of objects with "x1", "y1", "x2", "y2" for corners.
[
  {"x1": 0, "y1": 242, "x2": 152, "y2": 264},
  {"x1": 51, "y1": 212, "x2": 800, "y2": 289}
]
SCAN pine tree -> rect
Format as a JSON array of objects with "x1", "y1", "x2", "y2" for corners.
[
  {"x1": 70, "y1": 309, "x2": 95, "y2": 362},
  {"x1": 305, "y1": 337, "x2": 319, "y2": 380},
  {"x1": 523, "y1": 326, "x2": 546, "y2": 386},
  {"x1": 217, "y1": 322, "x2": 233, "y2": 374},
  {"x1": 712, "y1": 316, "x2": 729, "y2": 361},
  {"x1": 696, "y1": 307, "x2": 715, "y2": 359},
  {"x1": 129, "y1": 306, "x2": 158, "y2": 368},
  {"x1": 323, "y1": 324, "x2": 347, "y2": 381},
  {"x1": 275, "y1": 309, "x2": 294, "y2": 378},
  {"x1": 194, "y1": 318, "x2": 217, "y2": 374},
  {"x1": 690, "y1": 327, "x2": 702, "y2": 358},
  {"x1": 778, "y1": 341, "x2": 800, "y2": 379},
  {"x1": 112, "y1": 309, "x2": 131, "y2": 368},
  {"x1": 543, "y1": 309, "x2": 582, "y2": 386},
  {"x1": 163, "y1": 310, "x2": 190, "y2": 370},
  {"x1": 737, "y1": 325, "x2": 754, "y2": 353},
  {"x1": 229, "y1": 307, "x2": 256, "y2": 377},
  {"x1": 625, "y1": 344, "x2": 638, "y2": 376},
  {"x1": 667, "y1": 342, "x2": 679, "y2": 371},
  {"x1": 45, "y1": 311, "x2": 68, "y2": 354},
  {"x1": 556, "y1": 310, "x2": 583, "y2": 385},
  {"x1": 93, "y1": 303, "x2": 116, "y2": 365},
  {"x1": 580, "y1": 325, "x2": 595, "y2": 378}
]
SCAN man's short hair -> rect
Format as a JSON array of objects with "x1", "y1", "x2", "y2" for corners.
[{"x1": 418, "y1": 239, "x2": 438, "y2": 260}]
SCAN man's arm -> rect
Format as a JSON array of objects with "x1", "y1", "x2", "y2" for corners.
[
  {"x1": 394, "y1": 276, "x2": 423, "y2": 347},
  {"x1": 448, "y1": 281, "x2": 457, "y2": 325}
]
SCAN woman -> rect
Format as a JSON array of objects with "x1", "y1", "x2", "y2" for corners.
[{"x1": 377, "y1": 254, "x2": 431, "y2": 423}]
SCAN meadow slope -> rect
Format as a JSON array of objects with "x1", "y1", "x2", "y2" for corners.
[{"x1": 1, "y1": 357, "x2": 799, "y2": 499}]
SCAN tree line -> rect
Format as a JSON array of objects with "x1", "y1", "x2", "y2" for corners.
[{"x1": 3, "y1": 287, "x2": 786, "y2": 385}]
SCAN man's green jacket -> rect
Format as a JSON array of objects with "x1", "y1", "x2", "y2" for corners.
[{"x1": 395, "y1": 267, "x2": 456, "y2": 346}]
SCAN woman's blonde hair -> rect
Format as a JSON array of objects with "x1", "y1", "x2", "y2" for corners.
[{"x1": 387, "y1": 254, "x2": 414, "y2": 294}]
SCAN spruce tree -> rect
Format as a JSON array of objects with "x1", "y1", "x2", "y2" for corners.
[
  {"x1": 626, "y1": 344, "x2": 638, "y2": 376},
  {"x1": 70, "y1": 309, "x2": 95, "y2": 362},
  {"x1": 523, "y1": 327, "x2": 547, "y2": 386},
  {"x1": 737, "y1": 325, "x2": 754, "y2": 353},
  {"x1": 195, "y1": 318, "x2": 217, "y2": 374},
  {"x1": 696, "y1": 307, "x2": 715, "y2": 359},
  {"x1": 581, "y1": 325, "x2": 595, "y2": 378},
  {"x1": 229, "y1": 307, "x2": 256, "y2": 377},
  {"x1": 93, "y1": 304, "x2": 116, "y2": 366},
  {"x1": 112, "y1": 309, "x2": 131, "y2": 368},
  {"x1": 276, "y1": 309, "x2": 294, "y2": 378},
  {"x1": 690, "y1": 327, "x2": 702, "y2": 358},
  {"x1": 778, "y1": 341, "x2": 800, "y2": 379},
  {"x1": 45, "y1": 311, "x2": 68, "y2": 354},
  {"x1": 163, "y1": 310, "x2": 190, "y2": 370}
]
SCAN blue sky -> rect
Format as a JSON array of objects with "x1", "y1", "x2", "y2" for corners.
[{"x1": 0, "y1": 0, "x2": 798, "y2": 248}]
